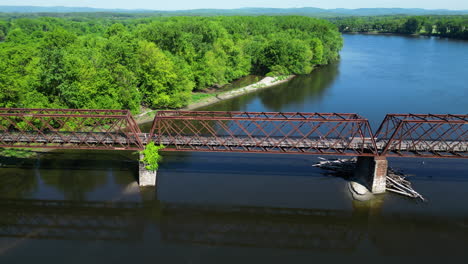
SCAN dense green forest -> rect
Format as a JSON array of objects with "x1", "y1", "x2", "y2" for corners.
[
  {"x1": 0, "y1": 16, "x2": 342, "y2": 112},
  {"x1": 330, "y1": 15, "x2": 468, "y2": 39}
]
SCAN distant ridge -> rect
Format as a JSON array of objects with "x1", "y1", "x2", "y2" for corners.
[
  {"x1": 0, "y1": 6, "x2": 149, "y2": 13},
  {"x1": 1, "y1": 6, "x2": 468, "y2": 16}
]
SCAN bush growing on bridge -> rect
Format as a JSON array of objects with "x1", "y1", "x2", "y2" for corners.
[{"x1": 140, "y1": 142, "x2": 165, "y2": 172}]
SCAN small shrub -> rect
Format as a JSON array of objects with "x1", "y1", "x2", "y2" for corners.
[
  {"x1": 140, "y1": 142, "x2": 165, "y2": 171},
  {"x1": 252, "y1": 83, "x2": 266, "y2": 89}
]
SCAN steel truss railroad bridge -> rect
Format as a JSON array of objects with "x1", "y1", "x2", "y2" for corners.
[{"x1": 0, "y1": 108, "x2": 466, "y2": 192}]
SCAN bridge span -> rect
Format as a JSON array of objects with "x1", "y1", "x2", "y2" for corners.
[{"x1": 0, "y1": 108, "x2": 466, "y2": 193}]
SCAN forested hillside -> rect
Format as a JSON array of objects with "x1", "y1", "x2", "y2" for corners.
[
  {"x1": 0, "y1": 16, "x2": 343, "y2": 112},
  {"x1": 330, "y1": 15, "x2": 468, "y2": 39},
  {"x1": 1, "y1": 6, "x2": 467, "y2": 16}
]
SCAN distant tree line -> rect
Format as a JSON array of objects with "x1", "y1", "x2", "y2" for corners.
[
  {"x1": 0, "y1": 16, "x2": 343, "y2": 112},
  {"x1": 329, "y1": 15, "x2": 468, "y2": 39}
]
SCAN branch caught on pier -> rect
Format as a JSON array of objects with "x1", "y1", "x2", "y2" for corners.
[
  {"x1": 312, "y1": 157, "x2": 357, "y2": 176},
  {"x1": 386, "y1": 168, "x2": 426, "y2": 201},
  {"x1": 313, "y1": 157, "x2": 426, "y2": 201}
]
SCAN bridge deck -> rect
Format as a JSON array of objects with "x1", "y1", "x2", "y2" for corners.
[
  {"x1": 1, "y1": 110, "x2": 466, "y2": 158},
  {"x1": 0, "y1": 132, "x2": 466, "y2": 156}
]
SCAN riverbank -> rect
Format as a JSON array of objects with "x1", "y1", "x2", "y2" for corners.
[
  {"x1": 342, "y1": 31, "x2": 468, "y2": 40},
  {"x1": 0, "y1": 75, "x2": 295, "y2": 159},
  {"x1": 134, "y1": 75, "x2": 295, "y2": 125}
]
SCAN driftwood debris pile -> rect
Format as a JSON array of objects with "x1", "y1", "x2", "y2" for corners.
[
  {"x1": 313, "y1": 157, "x2": 426, "y2": 201},
  {"x1": 386, "y1": 168, "x2": 426, "y2": 201},
  {"x1": 313, "y1": 157, "x2": 357, "y2": 173}
]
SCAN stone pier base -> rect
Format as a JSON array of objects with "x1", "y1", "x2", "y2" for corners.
[
  {"x1": 139, "y1": 154, "x2": 157, "y2": 186},
  {"x1": 354, "y1": 156, "x2": 388, "y2": 194}
]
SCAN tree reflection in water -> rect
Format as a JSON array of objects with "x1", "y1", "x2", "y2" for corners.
[
  {"x1": 201, "y1": 63, "x2": 339, "y2": 113},
  {"x1": 0, "y1": 199, "x2": 145, "y2": 241},
  {"x1": 0, "y1": 157, "x2": 38, "y2": 199},
  {"x1": 258, "y1": 64, "x2": 340, "y2": 112},
  {"x1": 158, "y1": 199, "x2": 468, "y2": 256}
]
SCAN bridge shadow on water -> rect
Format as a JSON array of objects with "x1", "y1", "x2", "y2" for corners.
[
  {"x1": 157, "y1": 200, "x2": 468, "y2": 256},
  {"x1": 1, "y1": 195, "x2": 468, "y2": 260},
  {"x1": 0, "y1": 198, "x2": 146, "y2": 241},
  {"x1": 1, "y1": 151, "x2": 468, "y2": 261}
]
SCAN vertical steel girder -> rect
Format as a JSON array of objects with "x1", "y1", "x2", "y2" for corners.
[
  {"x1": 374, "y1": 114, "x2": 468, "y2": 158},
  {"x1": 150, "y1": 111, "x2": 378, "y2": 156},
  {"x1": 0, "y1": 108, "x2": 143, "y2": 150}
]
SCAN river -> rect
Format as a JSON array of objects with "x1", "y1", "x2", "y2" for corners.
[{"x1": 1, "y1": 34, "x2": 467, "y2": 262}]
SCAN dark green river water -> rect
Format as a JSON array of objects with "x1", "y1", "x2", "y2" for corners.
[{"x1": 1, "y1": 34, "x2": 467, "y2": 263}]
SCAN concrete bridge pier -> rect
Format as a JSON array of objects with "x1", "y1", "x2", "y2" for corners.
[
  {"x1": 139, "y1": 154, "x2": 157, "y2": 186},
  {"x1": 354, "y1": 156, "x2": 388, "y2": 194}
]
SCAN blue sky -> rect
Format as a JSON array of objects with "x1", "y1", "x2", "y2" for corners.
[{"x1": 1, "y1": 0, "x2": 467, "y2": 10}]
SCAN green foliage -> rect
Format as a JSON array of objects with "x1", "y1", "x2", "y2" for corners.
[
  {"x1": 191, "y1": 92, "x2": 215, "y2": 103},
  {"x1": 330, "y1": 15, "x2": 468, "y2": 40},
  {"x1": 136, "y1": 40, "x2": 194, "y2": 108},
  {"x1": 402, "y1": 18, "x2": 421, "y2": 34},
  {"x1": 260, "y1": 37, "x2": 313, "y2": 75},
  {"x1": 0, "y1": 148, "x2": 36, "y2": 158},
  {"x1": 272, "y1": 75, "x2": 290, "y2": 81},
  {"x1": 140, "y1": 142, "x2": 165, "y2": 171},
  {"x1": 0, "y1": 15, "x2": 343, "y2": 111}
]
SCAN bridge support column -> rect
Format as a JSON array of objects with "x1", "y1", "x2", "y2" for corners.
[
  {"x1": 139, "y1": 154, "x2": 157, "y2": 186},
  {"x1": 354, "y1": 156, "x2": 387, "y2": 194}
]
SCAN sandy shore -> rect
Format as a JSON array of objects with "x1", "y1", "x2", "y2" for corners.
[
  {"x1": 135, "y1": 75, "x2": 295, "y2": 124},
  {"x1": 182, "y1": 75, "x2": 295, "y2": 110}
]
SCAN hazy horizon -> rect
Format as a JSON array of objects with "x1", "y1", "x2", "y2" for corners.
[{"x1": 1, "y1": 0, "x2": 467, "y2": 11}]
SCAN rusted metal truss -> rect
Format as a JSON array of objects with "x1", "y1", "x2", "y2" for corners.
[
  {"x1": 374, "y1": 114, "x2": 468, "y2": 158},
  {"x1": 0, "y1": 108, "x2": 143, "y2": 150},
  {"x1": 1, "y1": 109, "x2": 466, "y2": 158},
  {"x1": 150, "y1": 111, "x2": 378, "y2": 156}
]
